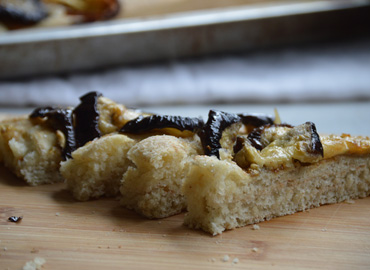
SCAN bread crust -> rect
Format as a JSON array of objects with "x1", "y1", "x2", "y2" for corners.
[{"x1": 183, "y1": 154, "x2": 370, "y2": 235}]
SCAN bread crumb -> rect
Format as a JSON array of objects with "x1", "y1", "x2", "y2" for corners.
[
  {"x1": 321, "y1": 228, "x2": 327, "y2": 232},
  {"x1": 345, "y1": 200, "x2": 355, "y2": 204},
  {"x1": 252, "y1": 247, "x2": 259, "y2": 252},
  {"x1": 31, "y1": 248, "x2": 39, "y2": 253},
  {"x1": 222, "y1": 255, "x2": 230, "y2": 262},
  {"x1": 233, "y1": 258, "x2": 239, "y2": 264},
  {"x1": 22, "y1": 257, "x2": 46, "y2": 270},
  {"x1": 252, "y1": 224, "x2": 260, "y2": 230},
  {"x1": 3, "y1": 247, "x2": 8, "y2": 251},
  {"x1": 55, "y1": 212, "x2": 60, "y2": 216}
]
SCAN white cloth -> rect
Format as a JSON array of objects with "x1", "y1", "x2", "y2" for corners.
[{"x1": 1, "y1": 38, "x2": 370, "y2": 107}]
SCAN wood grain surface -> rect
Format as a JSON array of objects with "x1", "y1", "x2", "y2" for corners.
[{"x1": 1, "y1": 163, "x2": 370, "y2": 270}]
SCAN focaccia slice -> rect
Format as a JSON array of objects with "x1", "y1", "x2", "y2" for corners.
[
  {"x1": 0, "y1": 92, "x2": 144, "y2": 186},
  {"x1": 0, "y1": 117, "x2": 63, "y2": 185},
  {"x1": 183, "y1": 125, "x2": 370, "y2": 235},
  {"x1": 60, "y1": 133, "x2": 137, "y2": 201},
  {"x1": 120, "y1": 135, "x2": 201, "y2": 218}
]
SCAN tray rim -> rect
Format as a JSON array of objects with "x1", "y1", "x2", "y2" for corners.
[{"x1": 0, "y1": 0, "x2": 369, "y2": 45}]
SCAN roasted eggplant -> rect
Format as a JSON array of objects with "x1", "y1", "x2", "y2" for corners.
[
  {"x1": 120, "y1": 114, "x2": 204, "y2": 137},
  {"x1": 45, "y1": 0, "x2": 120, "y2": 22},
  {"x1": 30, "y1": 106, "x2": 76, "y2": 160},
  {"x1": 198, "y1": 110, "x2": 241, "y2": 158},
  {"x1": 30, "y1": 91, "x2": 102, "y2": 160},
  {"x1": 0, "y1": 0, "x2": 48, "y2": 26},
  {"x1": 73, "y1": 91, "x2": 102, "y2": 148}
]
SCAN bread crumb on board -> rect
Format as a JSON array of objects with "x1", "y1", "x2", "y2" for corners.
[
  {"x1": 345, "y1": 200, "x2": 355, "y2": 204},
  {"x1": 222, "y1": 255, "x2": 230, "y2": 262},
  {"x1": 252, "y1": 247, "x2": 259, "y2": 252},
  {"x1": 252, "y1": 224, "x2": 260, "y2": 230},
  {"x1": 23, "y1": 257, "x2": 46, "y2": 270}
]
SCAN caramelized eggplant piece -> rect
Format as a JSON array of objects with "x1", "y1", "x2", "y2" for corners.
[
  {"x1": 306, "y1": 122, "x2": 324, "y2": 157},
  {"x1": 199, "y1": 110, "x2": 241, "y2": 158},
  {"x1": 30, "y1": 107, "x2": 76, "y2": 160},
  {"x1": 30, "y1": 91, "x2": 103, "y2": 160},
  {"x1": 120, "y1": 115, "x2": 204, "y2": 135},
  {"x1": 0, "y1": 0, "x2": 47, "y2": 24},
  {"x1": 46, "y1": 0, "x2": 120, "y2": 22},
  {"x1": 234, "y1": 122, "x2": 324, "y2": 170},
  {"x1": 246, "y1": 123, "x2": 293, "y2": 151},
  {"x1": 247, "y1": 125, "x2": 266, "y2": 151},
  {"x1": 73, "y1": 91, "x2": 102, "y2": 148},
  {"x1": 238, "y1": 113, "x2": 274, "y2": 129},
  {"x1": 240, "y1": 122, "x2": 323, "y2": 155}
]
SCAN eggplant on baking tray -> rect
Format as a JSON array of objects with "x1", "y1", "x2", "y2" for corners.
[
  {"x1": 45, "y1": 0, "x2": 120, "y2": 22},
  {"x1": 0, "y1": 0, "x2": 120, "y2": 30},
  {"x1": 0, "y1": 0, "x2": 48, "y2": 27}
]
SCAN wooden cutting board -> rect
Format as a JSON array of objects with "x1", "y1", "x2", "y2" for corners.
[{"x1": 1, "y1": 163, "x2": 370, "y2": 270}]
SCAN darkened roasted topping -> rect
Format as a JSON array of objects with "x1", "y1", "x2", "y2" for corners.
[
  {"x1": 198, "y1": 110, "x2": 241, "y2": 158},
  {"x1": 120, "y1": 110, "x2": 276, "y2": 159},
  {"x1": 30, "y1": 107, "x2": 76, "y2": 160},
  {"x1": 236, "y1": 122, "x2": 323, "y2": 158},
  {"x1": 306, "y1": 121, "x2": 324, "y2": 157},
  {"x1": 49, "y1": 0, "x2": 120, "y2": 22},
  {"x1": 238, "y1": 113, "x2": 274, "y2": 128},
  {"x1": 246, "y1": 124, "x2": 293, "y2": 151},
  {"x1": 74, "y1": 91, "x2": 102, "y2": 148},
  {"x1": 30, "y1": 91, "x2": 102, "y2": 160},
  {"x1": 8, "y1": 216, "x2": 23, "y2": 223},
  {"x1": 120, "y1": 115, "x2": 204, "y2": 134},
  {"x1": 247, "y1": 125, "x2": 267, "y2": 151},
  {"x1": 0, "y1": 0, "x2": 47, "y2": 25}
]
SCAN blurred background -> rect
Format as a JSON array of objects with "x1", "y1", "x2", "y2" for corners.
[{"x1": 0, "y1": 0, "x2": 370, "y2": 135}]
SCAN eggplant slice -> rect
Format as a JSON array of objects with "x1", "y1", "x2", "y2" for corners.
[
  {"x1": 45, "y1": 0, "x2": 120, "y2": 22},
  {"x1": 0, "y1": 0, "x2": 48, "y2": 24}
]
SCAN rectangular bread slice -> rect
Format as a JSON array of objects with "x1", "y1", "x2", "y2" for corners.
[{"x1": 182, "y1": 153, "x2": 370, "y2": 235}]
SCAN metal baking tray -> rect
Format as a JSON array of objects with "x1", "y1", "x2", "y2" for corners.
[{"x1": 0, "y1": 0, "x2": 369, "y2": 79}]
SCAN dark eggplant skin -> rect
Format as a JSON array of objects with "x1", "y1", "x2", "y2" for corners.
[
  {"x1": 198, "y1": 110, "x2": 241, "y2": 158},
  {"x1": 29, "y1": 91, "x2": 102, "y2": 160},
  {"x1": 238, "y1": 113, "x2": 274, "y2": 128},
  {"x1": 245, "y1": 123, "x2": 294, "y2": 151},
  {"x1": 73, "y1": 91, "x2": 102, "y2": 148},
  {"x1": 306, "y1": 121, "x2": 324, "y2": 157},
  {"x1": 0, "y1": 0, "x2": 48, "y2": 24},
  {"x1": 120, "y1": 115, "x2": 204, "y2": 134},
  {"x1": 30, "y1": 107, "x2": 76, "y2": 160},
  {"x1": 246, "y1": 125, "x2": 266, "y2": 151},
  {"x1": 237, "y1": 122, "x2": 323, "y2": 158}
]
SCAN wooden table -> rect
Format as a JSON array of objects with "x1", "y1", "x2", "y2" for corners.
[{"x1": 1, "y1": 165, "x2": 370, "y2": 269}]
